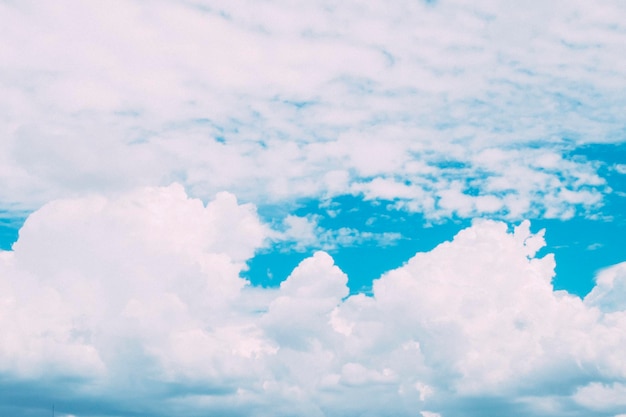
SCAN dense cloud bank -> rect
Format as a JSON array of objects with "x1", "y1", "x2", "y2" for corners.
[
  {"x1": 1, "y1": 186, "x2": 625, "y2": 417},
  {"x1": 2, "y1": 0, "x2": 624, "y2": 219}
]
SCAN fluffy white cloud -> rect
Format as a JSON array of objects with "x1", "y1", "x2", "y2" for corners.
[
  {"x1": 2, "y1": 0, "x2": 625, "y2": 415},
  {"x1": 0, "y1": 184, "x2": 269, "y2": 381},
  {"x1": 584, "y1": 262, "x2": 626, "y2": 313},
  {"x1": 0, "y1": 0, "x2": 622, "y2": 219},
  {"x1": 573, "y1": 382, "x2": 626, "y2": 412},
  {"x1": 2, "y1": 186, "x2": 626, "y2": 416}
]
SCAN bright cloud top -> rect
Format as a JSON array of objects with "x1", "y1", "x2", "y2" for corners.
[
  {"x1": 1, "y1": 0, "x2": 625, "y2": 219},
  {"x1": 1, "y1": 185, "x2": 626, "y2": 417}
]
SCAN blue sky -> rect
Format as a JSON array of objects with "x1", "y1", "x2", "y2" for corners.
[{"x1": 1, "y1": 1, "x2": 626, "y2": 416}]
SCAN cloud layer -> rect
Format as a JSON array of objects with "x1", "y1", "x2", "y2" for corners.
[
  {"x1": 1, "y1": 0, "x2": 624, "y2": 219},
  {"x1": 2, "y1": 186, "x2": 626, "y2": 417},
  {"x1": 2, "y1": 1, "x2": 626, "y2": 415}
]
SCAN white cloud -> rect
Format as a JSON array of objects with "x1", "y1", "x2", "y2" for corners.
[
  {"x1": 0, "y1": 184, "x2": 270, "y2": 382},
  {"x1": 0, "y1": 0, "x2": 622, "y2": 220},
  {"x1": 584, "y1": 262, "x2": 626, "y2": 313},
  {"x1": 573, "y1": 382, "x2": 626, "y2": 412},
  {"x1": 278, "y1": 214, "x2": 402, "y2": 252},
  {"x1": 281, "y1": 215, "x2": 320, "y2": 250},
  {"x1": 2, "y1": 186, "x2": 626, "y2": 416},
  {"x1": 2, "y1": 0, "x2": 626, "y2": 414}
]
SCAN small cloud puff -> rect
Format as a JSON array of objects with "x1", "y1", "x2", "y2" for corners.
[
  {"x1": 614, "y1": 164, "x2": 626, "y2": 175},
  {"x1": 277, "y1": 214, "x2": 402, "y2": 252}
]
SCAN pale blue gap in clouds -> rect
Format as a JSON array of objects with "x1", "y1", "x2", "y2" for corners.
[{"x1": 246, "y1": 142, "x2": 626, "y2": 298}]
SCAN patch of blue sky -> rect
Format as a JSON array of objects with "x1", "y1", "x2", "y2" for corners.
[
  {"x1": 247, "y1": 142, "x2": 626, "y2": 298},
  {"x1": 246, "y1": 196, "x2": 471, "y2": 293},
  {"x1": 534, "y1": 142, "x2": 626, "y2": 295},
  {"x1": 0, "y1": 212, "x2": 28, "y2": 251}
]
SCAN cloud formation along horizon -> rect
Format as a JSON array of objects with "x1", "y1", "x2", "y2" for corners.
[
  {"x1": 1, "y1": 0, "x2": 625, "y2": 220},
  {"x1": 2, "y1": 185, "x2": 626, "y2": 417}
]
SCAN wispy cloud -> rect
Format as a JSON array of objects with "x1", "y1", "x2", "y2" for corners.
[{"x1": 277, "y1": 214, "x2": 402, "y2": 252}]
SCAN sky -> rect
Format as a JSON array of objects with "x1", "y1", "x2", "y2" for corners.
[{"x1": 1, "y1": 0, "x2": 626, "y2": 416}]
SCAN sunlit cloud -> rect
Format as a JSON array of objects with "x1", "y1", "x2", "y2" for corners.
[
  {"x1": 1, "y1": 187, "x2": 625, "y2": 416},
  {"x1": 1, "y1": 0, "x2": 624, "y2": 218},
  {"x1": 1, "y1": 0, "x2": 626, "y2": 416}
]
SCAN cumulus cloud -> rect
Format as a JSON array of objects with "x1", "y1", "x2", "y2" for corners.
[
  {"x1": 1, "y1": 185, "x2": 626, "y2": 416},
  {"x1": 0, "y1": 185, "x2": 268, "y2": 386},
  {"x1": 584, "y1": 262, "x2": 626, "y2": 313}
]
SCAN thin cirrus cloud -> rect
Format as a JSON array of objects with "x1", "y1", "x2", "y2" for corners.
[
  {"x1": 1, "y1": 0, "x2": 626, "y2": 416},
  {"x1": 1, "y1": 186, "x2": 626, "y2": 416}
]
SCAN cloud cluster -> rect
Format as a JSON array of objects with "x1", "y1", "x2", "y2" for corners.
[
  {"x1": 2, "y1": 185, "x2": 626, "y2": 416},
  {"x1": 278, "y1": 214, "x2": 402, "y2": 252},
  {"x1": 1, "y1": 0, "x2": 623, "y2": 219}
]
